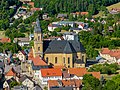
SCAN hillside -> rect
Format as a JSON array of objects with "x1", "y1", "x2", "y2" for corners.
[
  {"x1": 107, "y1": 2, "x2": 120, "y2": 11},
  {"x1": 34, "y1": 0, "x2": 120, "y2": 15}
]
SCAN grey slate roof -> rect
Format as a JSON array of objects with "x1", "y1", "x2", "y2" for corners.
[
  {"x1": 50, "y1": 86, "x2": 72, "y2": 90},
  {"x1": 44, "y1": 40, "x2": 85, "y2": 54},
  {"x1": 13, "y1": 85, "x2": 27, "y2": 90},
  {"x1": 19, "y1": 75, "x2": 33, "y2": 82},
  {"x1": 34, "y1": 18, "x2": 42, "y2": 33}
]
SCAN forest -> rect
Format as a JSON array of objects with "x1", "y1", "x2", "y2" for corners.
[{"x1": 34, "y1": 0, "x2": 120, "y2": 14}]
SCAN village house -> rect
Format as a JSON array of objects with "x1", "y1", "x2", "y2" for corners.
[
  {"x1": 48, "y1": 24, "x2": 62, "y2": 31},
  {"x1": 29, "y1": 56, "x2": 48, "y2": 79},
  {"x1": 62, "y1": 68, "x2": 101, "y2": 80},
  {"x1": 13, "y1": 85, "x2": 28, "y2": 90},
  {"x1": 14, "y1": 37, "x2": 30, "y2": 47},
  {"x1": 19, "y1": 75, "x2": 35, "y2": 89},
  {"x1": 100, "y1": 48, "x2": 120, "y2": 64},
  {"x1": 69, "y1": 27, "x2": 82, "y2": 34},
  {"x1": 32, "y1": 19, "x2": 87, "y2": 68},
  {"x1": 39, "y1": 68, "x2": 62, "y2": 84},
  {"x1": 5, "y1": 68, "x2": 17, "y2": 80},
  {"x1": 58, "y1": 21, "x2": 74, "y2": 27},
  {"x1": 17, "y1": 50, "x2": 27, "y2": 62},
  {"x1": 62, "y1": 32, "x2": 79, "y2": 41},
  {"x1": 48, "y1": 79, "x2": 82, "y2": 90},
  {"x1": 3, "y1": 77, "x2": 17, "y2": 90}
]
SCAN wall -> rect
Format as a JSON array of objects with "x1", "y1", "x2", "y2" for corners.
[{"x1": 44, "y1": 53, "x2": 74, "y2": 68}]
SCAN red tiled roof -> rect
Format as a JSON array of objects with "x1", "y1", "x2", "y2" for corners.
[
  {"x1": 62, "y1": 80, "x2": 75, "y2": 86},
  {"x1": 41, "y1": 68, "x2": 62, "y2": 77},
  {"x1": 32, "y1": 56, "x2": 47, "y2": 66},
  {"x1": 0, "y1": 38, "x2": 11, "y2": 43},
  {"x1": 48, "y1": 79, "x2": 82, "y2": 88},
  {"x1": 31, "y1": 8, "x2": 41, "y2": 11},
  {"x1": 68, "y1": 68, "x2": 87, "y2": 77},
  {"x1": 81, "y1": 12, "x2": 88, "y2": 15},
  {"x1": 101, "y1": 48, "x2": 111, "y2": 54},
  {"x1": 101, "y1": 48, "x2": 120, "y2": 59},
  {"x1": 28, "y1": 2, "x2": 34, "y2": 7},
  {"x1": 87, "y1": 72, "x2": 100, "y2": 79},
  {"x1": 48, "y1": 80, "x2": 59, "y2": 87},
  {"x1": 28, "y1": 49, "x2": 34, "y2": 60},
  {"x1": 5, "y1": 68, "x2": 16, "y2": 76}
]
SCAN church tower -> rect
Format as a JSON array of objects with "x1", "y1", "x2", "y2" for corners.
[{"x1": 33, "y1": 18, "x2": 43, "y2": 58}]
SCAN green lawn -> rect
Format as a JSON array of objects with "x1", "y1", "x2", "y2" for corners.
[
  {"x1": 93, "y1": 11, "x2": 105, "y2": 18},
  {"x1": 0, "y1": 31, "x2": 6, "y2": 38}
]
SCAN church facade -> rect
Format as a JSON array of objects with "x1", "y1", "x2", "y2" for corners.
[{"x1": 32, "y1": 19, "x2": 86, "y2": 68}]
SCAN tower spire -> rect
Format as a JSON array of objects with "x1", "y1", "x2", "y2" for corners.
[{"x1": 34, "y1": 18, "x2": 42, "y2": 33}]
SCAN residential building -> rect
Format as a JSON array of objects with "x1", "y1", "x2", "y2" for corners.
[
  {"x1": 62, "y1": 68, "x2": 100, "y2": 80},
  {"x1": 48, "y1": 24, "x2": 62, "y2": 31},
  {"x1": 63, "y1": 32, "x2": 79, "y2": 41},
  {"x1": 19, "y1": 75, "x2": 34, "y2": 89},
  {"x1": 14, "y1": 38, "x2": 30, "y2": 46},
  {"x1": 100, "y1": 48, "x2": 120, "y2": 64},
  {"x1": 32, "y1": 19, "x2": 86, "y2": 68},
  {"x1": 0, "y1": 62, "x2": 4, "y2": 76},
  {"x1": 30, "y1": 56, "x2": 48, "y2": 79},
  {"x1": 3, "y1": 78, "x2": 17, "y2": 90},
  {"x1": 5, "y1": 68, "x2": 17, "y2": 80},
  {"x1": 17, "y1": 50, "x2": 27, "y2": 62},
  {"x1": 39, "y1": 68, "x2": 62, "y2": 84},
  {"x1": 58, "y1": 21, "x2": 74, "y2": 27},
  {"x1": 48, "y1": 79, "x2": 82, "y2": 90}
]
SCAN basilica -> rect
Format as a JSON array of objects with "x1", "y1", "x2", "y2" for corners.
[{"x1": 32, "y1": 19, "x2": 86, "y2": 68}]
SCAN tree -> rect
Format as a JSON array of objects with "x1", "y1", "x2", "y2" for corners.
[
  {"x1": 10, "y1": 81, "x2": 19, "y2": 88},
  {"x1": 82, "y1": 74, "x2": 101, "y2": 90}
]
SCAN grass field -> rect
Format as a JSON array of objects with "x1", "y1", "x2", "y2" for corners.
[
  {"x1": 107, "y1": 2, "x2": 120, "y2": 11},
  {"x1": 93, "y1": 2, "x2": 120, "y2": 18},
  {"x1": 0, "y1": 31, "x2": 6, "y2": 38},
  {"x1": 93, "y1": 11, "x2": 105, "y2": 18}
]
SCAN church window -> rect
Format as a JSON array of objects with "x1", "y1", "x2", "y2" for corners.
[
  {"x1": 46, "y1": 57, "x2": 48, "y2": 63},
  {"x1": 38, "y1": 47, "x2": 40, "y2": 51},
  {"x1": 68, "y1": 57, "x2": 70, "y2": 64},
  {"x1": 82, "y1": 56, "x2": 84, "y2": 62},
  {"x1": 38, "y1": 36, "x2": 40, "y2": 40},
  {"x1": 63, "y1": 57, "x2": 65, "y2": 63},
  {"x1": 55, "y1": 57, "x2": 57, "y2": 64}
]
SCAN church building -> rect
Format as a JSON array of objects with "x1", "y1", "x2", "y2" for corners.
[{"x1": 32, "y1": 19, "x2": 86, "y2": 68}]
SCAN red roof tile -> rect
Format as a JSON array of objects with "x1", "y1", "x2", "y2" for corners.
[
  {"x1": 0, "y1": 38, "x2": 11, "y2": 43},
  {"x1": 87, "y1": 72, "x2": 101, "y2": 79},
  {"x1": 28, "y1": 49, "x2": 34, "y2": 60},
  {"x1": 81, "y1": 12, "x2": 88, "y2": 15},
  {"x1": 32, "y1": 56, "x2": 47, "y2": 66},
  {"x1": 48, "y1": 80, "x2": 59, "y2": 87},
  {"x1": 5, "y1": 68, "x2": 16, "y2": 76},
  {"x1": 41, "y1": 68, "x2": 62, "y2": 77},
  {"x1": 68, "y1": 68, "x2": 87, "y2": 77},
  {"x1": 101, "y1": 48, "x2": 111, "y2": 54}
]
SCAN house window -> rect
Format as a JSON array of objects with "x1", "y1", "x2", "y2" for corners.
[
  {"x1": 68, "y1": 57, "x2": 70, "y2": 64},
  {"x1": 38, "y1": 47, "x2": 40, "y2": 51},
  {"x1": 38, "y1": 36, "x2": 40, "y2": 40},
  {"x1": 46, "y1": 57, "x2": 48, "y2": 63},
  {"x1": 55, "y1": 57, "x2": 57, "y2": 64},
  {"x1": 63, "y1": 57, "x2": 65, "y2": 63}
]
